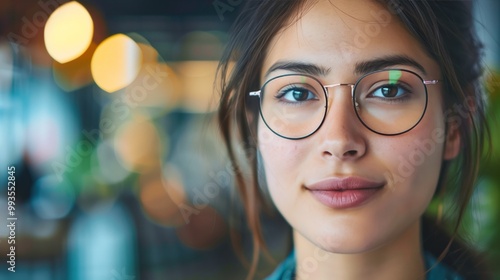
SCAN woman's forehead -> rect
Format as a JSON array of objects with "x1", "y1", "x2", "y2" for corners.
[{"x1": 261, "y1": 0, "x2": 440, "y2": 82}]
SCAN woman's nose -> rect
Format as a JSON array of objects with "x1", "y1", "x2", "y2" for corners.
[{"x1": 317, "y1": 85, "x2": 367, "y2": 161}]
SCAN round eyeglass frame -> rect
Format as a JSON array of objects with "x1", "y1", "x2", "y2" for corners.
[{"x1": 249, "y1": 69, "x2": 439, "y2": 140}]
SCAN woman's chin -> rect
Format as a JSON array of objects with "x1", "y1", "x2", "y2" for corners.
[{"x1": 298, "y1": 230, "x2": 384, "y2": 255}]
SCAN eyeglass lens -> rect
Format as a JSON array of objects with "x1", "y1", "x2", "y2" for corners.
[{"x1": 259, "y1": 70, "x2": 428, "y2": 139}]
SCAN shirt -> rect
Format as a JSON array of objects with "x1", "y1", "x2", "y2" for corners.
[{"x1": 265, "y1": 251, "x2": 463, "y2": 280}]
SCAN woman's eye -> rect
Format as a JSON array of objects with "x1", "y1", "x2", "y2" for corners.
[
  {"x1": 278, "y1": 87, "x2": 317, "y2": 102},
  {"x1": 371, "y1": 84, "x2": 409, "y2": 98}
]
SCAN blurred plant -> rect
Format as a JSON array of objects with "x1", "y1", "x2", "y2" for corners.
[
  {"x1": 480, "y1": 69, "x2": 500, "y2": 279},
  {"x1": 426, "y1": 69, "x2": 500, "y2": 279}
]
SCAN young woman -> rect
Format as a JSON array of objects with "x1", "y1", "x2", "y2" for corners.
[{"x1": 217, "y1": 0, "x2": 491, "y2": 279}]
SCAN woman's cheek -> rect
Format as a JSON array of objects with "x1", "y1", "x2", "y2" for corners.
[
  {"x1": 258, "y1": 125, "x2": 307, "y2": 206},
  {"x1": 380, "y1": 126, "x2": 445, "y2": 209}
]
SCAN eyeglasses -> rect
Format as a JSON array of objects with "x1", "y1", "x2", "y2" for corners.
[{"x1": 249, "y1": 69, "x2": 439, "y2": 140}]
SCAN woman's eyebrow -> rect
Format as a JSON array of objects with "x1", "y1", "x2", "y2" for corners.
[
  {"x1": 354, "y1": 55, "x2": 427, "y2": 75},
  {"x1": 265, "y1": 55, "x2": 427, "y2": 78},
  {"x1": 265, "y1": 61, "x2": 331, "y2": 77}
]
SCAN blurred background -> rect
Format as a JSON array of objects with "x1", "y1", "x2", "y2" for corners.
[{"x1": 0, "y1": 0, "x2": 498, "y2": 279}]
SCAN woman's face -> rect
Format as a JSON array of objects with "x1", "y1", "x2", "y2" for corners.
[{"x1": 258, "y1": 0, "x2": 460, "y2": 253}]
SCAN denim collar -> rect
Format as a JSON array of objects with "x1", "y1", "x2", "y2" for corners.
[{"x1": 265, "y1": 250, "x2": 463, "y2": 280}]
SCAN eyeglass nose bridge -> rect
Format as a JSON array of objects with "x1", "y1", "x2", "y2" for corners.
[
  {"x1": 323, "y1": 83, "x2": 355, "y2": 93},
  {"x1": 322, "y1": 83, "x2": 359, "y2": 109}
]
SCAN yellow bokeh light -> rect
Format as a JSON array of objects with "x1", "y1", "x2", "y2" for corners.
[
  {"x1": 44, "y1": 1, "x2": 94, "y2": 64},
  {"x1": 123, "y1": 61, "x2": 181, "y2": 113},
  {"x1": 91, "y1": 34, "x2": 143, "y2": 93},
  {"x1": 175, "y1": 61, "x2": 220, "y2": 113},
  {"x1": 52, "y1": 42, "x2": 96, "y2": 92},
  {"x1": 114, "y1": 114, "x2": 163, "y2": 172}
]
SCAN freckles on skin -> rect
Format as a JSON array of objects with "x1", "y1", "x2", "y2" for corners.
[
  {"x1": 382, "y1": 90, "x2": 446, "y2": 191},
  {"x1": 258, "y1": 121, "x2": 304, "y2": 192},
  {"x1": 259, "y1": 111, "x2": 446, "y2": 253},
  {"x1": 257, "y1": 0, "x2": 447, "y2": 254},
  {"x1": 361, "y1": 95, "x2": 446, "y2": 244}
]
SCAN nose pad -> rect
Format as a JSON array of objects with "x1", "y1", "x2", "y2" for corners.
[{"x1": 354, "y1": 100, "x2": 360, "y2": 110}]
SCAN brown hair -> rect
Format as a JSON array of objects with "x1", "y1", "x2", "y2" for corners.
[{"x1": 217, "y1": 0, "x2": 491, "y2": 279}]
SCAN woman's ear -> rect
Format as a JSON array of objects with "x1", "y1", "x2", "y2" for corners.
[{"x1": 443, "y1": 123, "x2": 461, "y2": 160}]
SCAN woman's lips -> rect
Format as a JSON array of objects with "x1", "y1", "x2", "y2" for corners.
[{"x1": 305, "y1": 177, "x2": 384, "y2": 209}]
